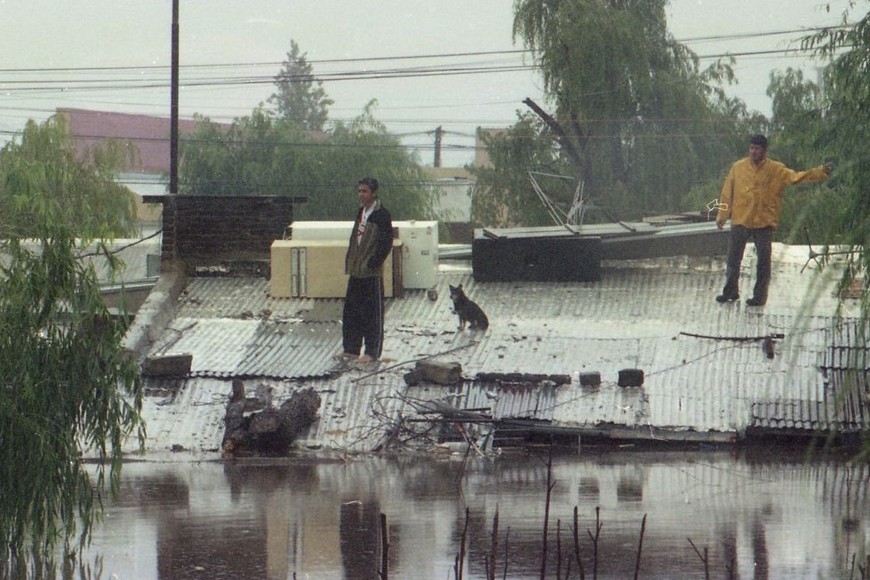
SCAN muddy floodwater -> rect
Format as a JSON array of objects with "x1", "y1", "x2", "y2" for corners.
[{"x1": 79, "y1": 445, "x2": 868, "y2": 579}]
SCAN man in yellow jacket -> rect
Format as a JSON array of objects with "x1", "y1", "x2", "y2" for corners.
[{"x1": 715, "y1": 134, "x2": 831, "y2": 306}]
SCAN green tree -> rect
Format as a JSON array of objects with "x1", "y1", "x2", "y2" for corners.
[
  {"x1": 0, "y1": 115, "x2": 139, "y2": 239},
  {"x1": 763, "y1": 68, "x2": 844, "y2": 244},
  {"x1": 768, "y1": 68, "x2": 823, "y2": 145},
  {"x1": 800, "y1": 5, "x2": 870, "y2": 458},
  {"x1": 472, "y1": 0, "x2": 752, "y2": 227},
  {"x1": 180, "y1": 108, "x2": 300, "y2": 198},
  {"x1": 802, "y1": 6, "x2": 870, "y2": 304},
  {"x1": 179, "y1": 102, "x2": 434, "y2": 221},
  {"x1": 0, "y1": 193, "x2": 144, "y2": 572},
  {"x1": 182, "y1": 40, "x2": 432, "y2": 221},
  {"x1": 268, "y1": 40, "x2": 334, "y2": 131},
  {"x1": 470, "y1": 114, "x2": 563, "y2": 228},
  {"x1": 296, "y1": 101, "x2": 433, "y2": 220}
]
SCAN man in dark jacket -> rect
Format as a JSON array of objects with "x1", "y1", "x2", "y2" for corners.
[{"x1": 337, "y1": 177, "x2": 393, "y2": 364}]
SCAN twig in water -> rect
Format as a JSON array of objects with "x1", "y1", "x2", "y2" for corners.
[
  {"x1": 587, "y1": 507, "x2": 602, "y2": 580},
  {"x1": 502, "y1": 527, "x2": 511, "y2": 580},
  {"x1": 633, "y1": 514, "x2": 647, "y2": 580},
  {"x1": 487, "y1": 508, "x2": 499, "y2": 580},
  {"x1": 379, "y1": 512, "x2": 389, "y2": 580},
  {"x1": 687, "y1": 538, "x2": 709, "y2": 580},
  {"x1": 455, "y1": 506, "x2": 470, "y2": 580},
  {"x1": 573, "y1": 506, "x2": 586, "y2": 580},
  {"x1": 856, "y1": 553, "x2": 870, "y2": 579},
  {"x1": 540, "y1": 445, "x2": 555, "y2": 580}
]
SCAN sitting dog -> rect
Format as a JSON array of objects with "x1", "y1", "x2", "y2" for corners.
[{"x1": 449, "y1": 284, "x2": 489, "y2": 330}]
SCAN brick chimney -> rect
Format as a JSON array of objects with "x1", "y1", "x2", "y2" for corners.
[{"x1": 143, "y1": 194, "x2": 307, "y2": 275}]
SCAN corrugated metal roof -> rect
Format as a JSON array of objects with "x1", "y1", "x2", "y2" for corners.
[{"x1": 132, "y1": 244, "x2": 870, "y2": 456}]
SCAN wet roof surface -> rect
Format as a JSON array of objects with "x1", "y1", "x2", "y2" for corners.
[{"x1": 131, "y1": 245, "x2": 870, "y2": 458}]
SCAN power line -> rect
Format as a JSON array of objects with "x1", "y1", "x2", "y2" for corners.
[
  {"x1": 0, "y1": 41, "x2": 838, "y2": 98},
  {"x1": 0, "y1": 22, "x2": 851, "y2": 137},
  {"x1": 0, "y1": 49, "x2": 533, "y2": 75},
  {"x1": 677, "y1": 24, "x2": 850, "y2": 44},
  {"x1": 0, "y1": 23, "x2": 850, "y2": 76},
  {"x1": 0, "y1": 124, "x2": 798, "y2": 151},
  {"x1": 0, "y1": 64, "x2": 538, "y2": 94},
  {"x1": 696, "y1": 46, "x2": 849, "y2": 60}
]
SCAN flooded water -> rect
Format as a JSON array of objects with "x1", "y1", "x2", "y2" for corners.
[{"x1": 77, "y1": 445, "x2": 867, "y2": 579}]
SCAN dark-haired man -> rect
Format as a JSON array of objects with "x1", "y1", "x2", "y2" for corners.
[
  {"x1": 337, "y1": 177, "x2": 393, "y2": 364},
  {"x1": 715, "y1": 134, "x2": 831, "y2": 306}
]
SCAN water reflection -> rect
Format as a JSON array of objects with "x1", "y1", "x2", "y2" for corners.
[
  {"x1": 340, "y1": 497, "x2": 381, "y2": 580},
  {"x1": 80, "y1": 447, "x2": 869, "y2": 579}
]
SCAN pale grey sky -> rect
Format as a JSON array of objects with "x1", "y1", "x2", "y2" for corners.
[{"x1": 0, "y1": 0, "x2": 857, "y2": 165}]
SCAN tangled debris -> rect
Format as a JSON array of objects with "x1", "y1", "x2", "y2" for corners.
[{"x1": 221, "y1": 382, "x2": 321, "y2": 457}]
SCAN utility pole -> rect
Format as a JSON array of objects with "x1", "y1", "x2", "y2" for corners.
[
  {"x1": 170, "y1": 0, "x2": 179, "y2": 194},
  {"x1": 433, "y1": 125, "x2": 442, "y2": 168}
]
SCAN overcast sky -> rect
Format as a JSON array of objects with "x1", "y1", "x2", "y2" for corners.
[{"x1": 0, "y1": 0, "x2": 857, "y2": 166}]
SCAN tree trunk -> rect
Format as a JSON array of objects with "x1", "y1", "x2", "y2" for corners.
[{"x1": 221, "y1": 387, "x2": 321, "y2": 457}]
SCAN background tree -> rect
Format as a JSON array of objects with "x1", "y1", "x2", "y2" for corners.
[
  {"x1": 268, "y1": 39, "x2": 334, "y2": 131},
  {"x1": 0, "y1": 170, "x2": 144, "y2": 572},
  {"x1": 297, "y1": 101, "x2": 433, "y2": 220},
  {"x1": 180, "y1": 108, "x2": 298, "y2": 198},
  {"x1": 182, "y1": 40, "x2": 434, "y2": 221},
  {"x1": 803, "y1": 5, "x2": 870, "y2": 313},
  {"x1": 762, "y1": 68, "x2": 844, "y2": 244},
  {"x1": 0, "y1": 116, "x2": 139, "y2": 239},
  {"x1": 472, "y1": 0, "x2": 755, "y2": 228},
  {"x1": 180, "y1": 102, "x2": 434, "y2": 221},
  {"x1": 470, "y1": 114, "x2": 562, "y2": 228}
]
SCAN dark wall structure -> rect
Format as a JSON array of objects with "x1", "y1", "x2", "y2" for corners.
[
  {"x1": 144, "y1": 194, "x2": 307, "y2": 275},
  {"x1": 144, "y1": 195, "x2": 307, "y2": 275}
]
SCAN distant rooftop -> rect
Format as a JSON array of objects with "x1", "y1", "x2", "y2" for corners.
[{"x1": 59, "y1": 107, "x2": 227, "y2": 175}]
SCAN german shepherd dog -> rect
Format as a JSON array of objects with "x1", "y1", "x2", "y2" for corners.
[{"x1": 449, "y1": 284, "x2": 489, "y2": 330}]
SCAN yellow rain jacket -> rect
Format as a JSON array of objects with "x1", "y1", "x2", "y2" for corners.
[{"x1": 716, "y1": 157, "x2": 829, "y2": 229}]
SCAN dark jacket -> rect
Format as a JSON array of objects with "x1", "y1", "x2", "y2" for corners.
[{"x1": 345, "y1": 199, "x2": 393, "y2": 278}]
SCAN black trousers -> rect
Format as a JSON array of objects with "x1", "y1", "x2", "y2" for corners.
[
  {"x1": 342, "y1": 276, "x2": 385, "y2": 358},
  {"x1": 722, "y1": 225, "x2": 773, "y2": 302}
]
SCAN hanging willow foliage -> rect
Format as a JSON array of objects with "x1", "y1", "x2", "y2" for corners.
[
  {"x1": 0, "y1": 229, "x2": 145, "y2": 571},
  {"x1": 470, "y1": 0, "x2": 752, "y2": 228},
  {"x1": 0, "y1": 115, "x2": 139, "y2": 240}
]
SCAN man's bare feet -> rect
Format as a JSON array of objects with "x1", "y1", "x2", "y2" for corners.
[
  {"x1": 357, "y1": 354, "x2": 377, "y2": 364},
  {"x1": 335, "y1": 352, "x2": 357, "y2": 360}
]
